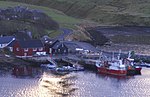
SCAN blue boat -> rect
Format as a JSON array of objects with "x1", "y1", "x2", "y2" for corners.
[
  {"x1": 41, "y1": 63, "x2": 56, "y2": 69},
  {"x1": 55, "y1": 65, "x2": 84, "y2": 72}
]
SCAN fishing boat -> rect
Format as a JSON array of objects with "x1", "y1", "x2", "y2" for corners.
[
  {"x1": 96, "y1": 59, "x2": 127, "y2": 76},
  {"x1": 125, "y1": 51, "x2": 142, "y2": 75},
  {"x1": 96, "y1": 51, "x2": 142, "y2": 76}
]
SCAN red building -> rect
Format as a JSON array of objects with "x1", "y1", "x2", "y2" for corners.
[{"x1": 12, "y1": 40, "x2": 46, "y2": 57}]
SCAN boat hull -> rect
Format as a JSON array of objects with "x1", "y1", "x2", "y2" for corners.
[
  {"x1": 134, "y1": 67, "x2": 142, "y2": 74},
  {"x1": 97, "y1": 67, "x2": 127, "y2": 76}
]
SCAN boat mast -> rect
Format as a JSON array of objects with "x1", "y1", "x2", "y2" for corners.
[
  {"x1": 117, "y1": 49, "x2": 121, "y2": 60},
  {"x1": 112, "y1": 52, "x2": 115, "y2": 61},
  {"x1": 128, "y1": 51, "x2": 131, "y2": 59}
]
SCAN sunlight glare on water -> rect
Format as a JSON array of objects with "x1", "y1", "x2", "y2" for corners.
[{"x1": 1, "y1": 66, "x2": 150, "y2": 97}]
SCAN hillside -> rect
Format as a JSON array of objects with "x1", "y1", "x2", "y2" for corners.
[
  {"x1": 3, "y1": 0, "x2": 150, "y2": 26},
  {"x1": 0, "y1": 1, "x2": 81, "y2": 39},
  {"x1": 0, "y1": 6, "x2": 60, "y2": 38},
  {"x1": 1, "y1": 0, "x2": 150, "y2": 47},
  {"x1": 0, "y1": 1, "x2": 109, "y2": 45}
]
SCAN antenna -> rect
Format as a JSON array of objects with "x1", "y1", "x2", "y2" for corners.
[
  {"x1": 99, "y1": 52, "x2": 103, "y2": 60},
  {"x1": 118, "y1": 49, "x2": 121, "y2": 60},
  {"x1": 112, "y1": 52, "x2": 115, "y2": 60},
  {"x1": 128, "y1": 51, "x2": 131, "y2": 58}
]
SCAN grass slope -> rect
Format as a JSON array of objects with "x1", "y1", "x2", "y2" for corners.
[
  {"x1": 4, "y1": 0, "x2": 150, "y2": 26},
  {"x1": 0, "y1": 1, "x2": 80, "y2": 25},
  {"x1": 0, "y1": 1, "x2": 81, "y2": 38}
]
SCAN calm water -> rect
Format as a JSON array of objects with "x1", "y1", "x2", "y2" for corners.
[{"x1": 0, "y1": 66, "x2": 150, "y2": 97}]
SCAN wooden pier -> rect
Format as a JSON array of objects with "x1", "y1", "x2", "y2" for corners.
[{"x1": 21, "y1": 54, "x2": 98, "y2": 71}]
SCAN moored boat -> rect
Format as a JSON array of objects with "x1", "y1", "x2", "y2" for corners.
[
  {"x1": 96, "y1": 59, "x2": 127, "y2": 76},
  {"x1": 41, "y1": 62, "x2": 56, "y2": 69},
  {"x1": 134, "y1": 65, "x2": 142, "y2": 74},
  {"x1": 56, "y1": 65, "x2": 84, "y2": 72},
  {"x1": 145, "y1": 63, "x2": 150, "y2": 68},
  {"x1": 96, "y1": 51, "x2": 142, "y2": 76},
  {"x1": 125, "y1": 57, "x2": 142, "y2": 75}
]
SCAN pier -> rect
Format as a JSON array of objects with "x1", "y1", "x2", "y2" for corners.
[{"x1": 22, "y1": 54, "x2": 98, "y2": 71}]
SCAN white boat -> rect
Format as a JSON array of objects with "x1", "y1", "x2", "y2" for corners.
[
  {"x1": 56, "y1": 66, "x2": 74, "y2": 72},
  {"x1": 55, "y1": 65, "x2": 84, "y2": 72},
  {"x1": 145, "y1": 63, "x2": 150, "y2": 67},
  {"x1": 41, "y1": 62, "x2": 56, "y2": 69},
  {"x1": 72, "y1": 65, "x2": 84, "y2": 71}
]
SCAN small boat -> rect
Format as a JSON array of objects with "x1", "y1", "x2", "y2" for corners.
[
  {"x1": 41, "y1": 63, "x2": 56, "y2": 69},
  {"x1": 134, "y1": 65, "x2": 142, "y2": 74},
  {"x1": 72, "y1": 65, "x2": 84, "y2": 71},
  {"x1": 125, "y1": 58, "x2": 142, "y2": 75},
  {"x1": 55, "y1": 65, "x2": 84, "y2": 72},
  {"x1": 55, "y1": 66, "x2": 74, "y2": 72},
  {"x1": 135, "y1": 62, "x2": 150, "y2": 68},
  {"x1": 134, "y1": 62, "x2": 147, "y2": 67},
  {"x1": 145, "y1": 63, "x2": 150, "y2": 68}
]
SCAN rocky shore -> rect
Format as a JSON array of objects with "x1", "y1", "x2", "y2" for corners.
[
  {"x1": 100, "y1": 44, "x2": 150, "y2": 56},
  {"x1": 0, "y1": 54, "x2": 36, "y2": 68}
]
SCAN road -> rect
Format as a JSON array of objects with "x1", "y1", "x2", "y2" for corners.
[{"x1": 56, "y1": 28, "x2": 73, "y2": 40}]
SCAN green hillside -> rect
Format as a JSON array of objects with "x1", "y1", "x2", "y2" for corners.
[
  {"x1": 4, "y1": 0, "x2": 150, "y2": 26},
  {"x1": 0, "y1": 1, "x2": 80, "y2": 25},
  {"x1": 1, "y1": 0, "x2": 150, "y2": 45},
  {"x1": 0, "y1": 1, "x2": 81, "y2": 38}
]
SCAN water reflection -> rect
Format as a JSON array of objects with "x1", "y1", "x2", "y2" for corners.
[
  {"x1": 0, "y1": 65, "x2": 150, "y2": 97},
  {"x1": 12, "y1": 65, "x2": 42, "y2": 78},
  {"x1": 96, "y1": 72, "x2": 133, "y2": 81},
  {"x1": 39, "y1": 72, "x2": 77, "y2": 97}
]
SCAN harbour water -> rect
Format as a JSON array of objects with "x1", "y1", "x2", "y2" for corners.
[{"x1": 0, "y1": 65, "x2": 150, "y2": 97}]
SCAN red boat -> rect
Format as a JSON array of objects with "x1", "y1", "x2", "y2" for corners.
[
  {"x1": 125, "y1": 58, "x2": 142, "y2": 75},
  {"x1": 96, "y1": 59, "x2": 127, "y2": 76},
  {"x1": 96, "y1": 51, "x2": 142, "y2": 76},
  {"x1": 134, "y1": 66, "x2": 142, "y2": 74}
]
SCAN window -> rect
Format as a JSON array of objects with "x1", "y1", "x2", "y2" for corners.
[
  {"x1": 24, "y1": 53, "x2": 27, "y2": 56},
  {"x1": 33, "y1": 48, "x2": 37, "y2": 51},
  {"x1": 9, "y1": 47, "x2": 13, "y2": 52},
  {"x1": 39, "y1": 48, "x2": 43, "y2": 51},
  {"x1": 16, "y1": 48, "x2": 19, "y2": 51},
  {"x1": 24, "y1": 48, "x2": 28, "y2": 52},
  {"x1": 2, "y1": 44, "x2": 6, "y2": 47},
  {"x1": 62, "y1": 44, "x2": 64, "y2": 47}
]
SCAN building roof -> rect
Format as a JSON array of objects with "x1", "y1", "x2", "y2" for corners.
[
  {"x1": 18, "y1": 40, "x2": 44, "y2": 48},
  {"x1": 41, "y1": 36, "x2": 59, "y2": 45},
  {"x1": 7, "y1": 40, "x2": 16, "y2": 47},
  {"x1": 0, "y1": 36, "x2": 15, "y2": 44},
  {"x1": 63, "y1": 41, "x2": 80, "y2": 51},
  {"x1": 52, "y1": 41, "x2": 67, "y2": 49},
  {"x1": 64, "y1": 41, "x2": 99, "y2": 52}
]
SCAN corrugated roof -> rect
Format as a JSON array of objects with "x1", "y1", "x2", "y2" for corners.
[
  {"x1": 52, "y1": 42, "x2": 62, "y2": 49},
  {"x1": 18, "y1": 40, "x2": 44, "y2": 48},
  {"x1": 64, "y1": 41, "x2": 99, "y2": 52},
  {"x1": 63, "y1": 41, "x2": 80, "y2": 51},
  {"x1": 0, "y1": 36, "x2": 15, "y2": 44}
]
